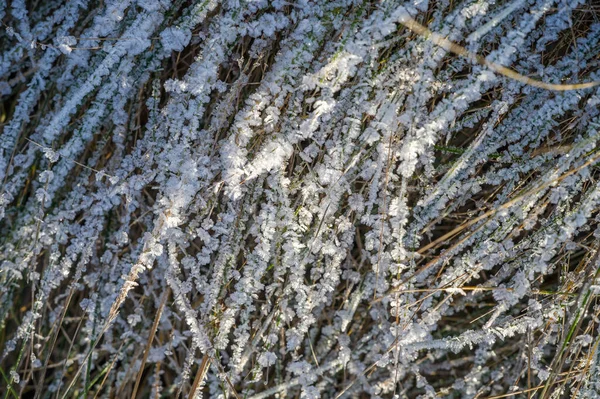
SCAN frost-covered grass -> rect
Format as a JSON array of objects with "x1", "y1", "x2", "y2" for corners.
[{"x1": 1, "y1": 0, "x2": 600, "y2": 398}]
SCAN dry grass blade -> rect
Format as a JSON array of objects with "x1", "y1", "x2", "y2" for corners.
[
  {"x1": 33, "y1": 286, "x2": 77, "y2": 399},
  {"x1": 188, "y1": 354, "x2": 211, "y2": 399},
  {"x1": 131, "y1": 288, "x2": 170, "y2": 399},
  {"x1": 538, "y1": 246, "x2": 600, "y2": 399},
  {"x1": 92, "y1": 342, "x2": 125, "y2": 399},
  {"x1": 485, "y1": 372, "x2": 581, "y2": 398},
  {"x1": 59, "y1": 264, "x2": 144, "y2": 399},
  {"x1": 415, "y1": 149, "x2": 600, "y2": 258},
  {"x1": 371, "y1": 286, "x2": 514, "y2": 304},
  {"x1": 397, "y1": 14, "x2": 600, "y2": 91}
]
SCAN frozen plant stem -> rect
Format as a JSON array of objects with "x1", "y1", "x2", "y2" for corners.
[{"x1": 1, "y1": 0, "x2": 600, "y2": 397}]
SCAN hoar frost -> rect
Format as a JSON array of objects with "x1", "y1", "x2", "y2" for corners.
[{"x1": 1, "y1": 0, "x2": 600, "y2": 397}]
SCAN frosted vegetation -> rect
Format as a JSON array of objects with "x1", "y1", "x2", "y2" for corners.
[{"x1": 1, "y1": 0, "x2": 600, "y2": 397}]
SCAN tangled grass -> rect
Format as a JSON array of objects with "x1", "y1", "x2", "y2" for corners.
[{"x1": 2, "y1": 0, "x2": 600, "y2": 398}]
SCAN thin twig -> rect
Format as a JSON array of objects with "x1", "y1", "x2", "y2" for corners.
[{"x1": 397, "y1": 13, "x2": 600, "y2": 91}]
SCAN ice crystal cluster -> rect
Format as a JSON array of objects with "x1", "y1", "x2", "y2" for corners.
[{"x1": 2, "y1": 0, "x2": 600, "y2": 397}]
